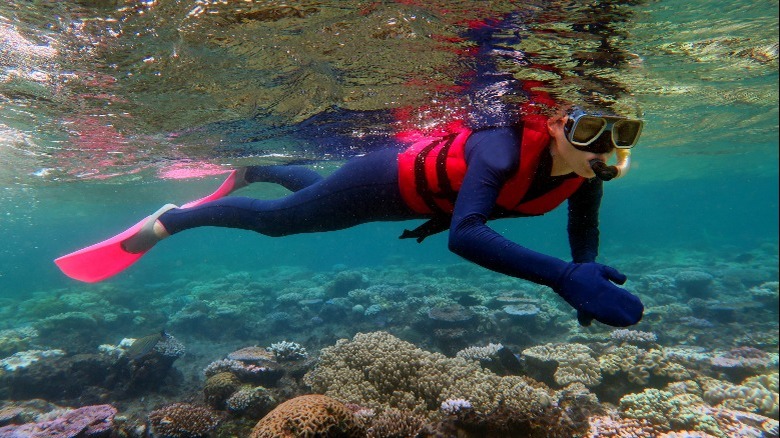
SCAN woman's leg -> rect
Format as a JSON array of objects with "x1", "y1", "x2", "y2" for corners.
[
  {"x1": 159, "y1": 149, "x2": 416, "y2": 237},
  {"x1": 243, "y1": 165, "x2": 323, "y2": 192}
]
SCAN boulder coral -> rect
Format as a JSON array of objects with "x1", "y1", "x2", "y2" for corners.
[
  {"x1": 250, "y1": 394, "x2": 365, "y2": 438},
  {"x1": 303, "y1": 331, "x2": 553, "y2": 417}
]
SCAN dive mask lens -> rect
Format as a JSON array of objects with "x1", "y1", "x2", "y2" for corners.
[
  {"x1": 611, "y1": 119, "x2": 644, "y2": 148},
  {"x1": 570, "y1": 116, "x2": 607, "y2": 145}
]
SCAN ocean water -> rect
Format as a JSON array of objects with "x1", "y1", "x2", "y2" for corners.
[{"x1": 0, "y1": 1, "x2": 778, "y2": 437}]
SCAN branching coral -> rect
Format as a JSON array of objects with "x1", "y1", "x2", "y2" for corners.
[
  {"x1": 523, "y1": 343, "x2": 602, "y2": 388},
  {"x1": 619, "y1": 389, "x2": 720, "y2": 434},
  {"x1": 599, "y1": 345, "x2": 691, "y2": 385},
  {"x1": 701, "y1": 373, "x2": 779, "y2": 418},
  {"x1": 366, "y1": 408, "x2": 425, "y2": 438},
  {"x1": 303, "y1": 331, "x2": 553, "y2": 417}
]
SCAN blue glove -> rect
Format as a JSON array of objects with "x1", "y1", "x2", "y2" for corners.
[{"x1": 553, "y1": 263, "x2": 644, "y2": 327}]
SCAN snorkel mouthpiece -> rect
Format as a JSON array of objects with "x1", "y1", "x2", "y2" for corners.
[
  {"x1": 589, "y1": 159, "x2": 618, "y2": 181},
  {"x1": 589, "y1": 148, "x2": 632, "y2": 181}
]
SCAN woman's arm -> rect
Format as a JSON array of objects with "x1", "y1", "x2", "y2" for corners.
[
  {"x1": 448, "y1": 128, "x2": 643, "y2": 327},
  {"x1": 567, "y1": 178, "x2": 603, "y2": 263},
  {"x1": 448, "y1": 127, "x2": 569, "y2": 286}
]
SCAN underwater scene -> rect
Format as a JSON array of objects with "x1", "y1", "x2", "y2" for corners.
[{"x1": 0, "y1": 0, "x2": 778, "y2": 437}]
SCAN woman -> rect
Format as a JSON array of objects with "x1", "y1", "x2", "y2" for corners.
[{"x1": 56, "y1": 104, "x2": 645, "y2": 328}]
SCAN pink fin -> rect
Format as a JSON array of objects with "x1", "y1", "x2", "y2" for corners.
[
  {"x1": 181, "y1": 169, "x2": 241, "y2": 208},
  {"x1": 54, "y1": 217, "x2": 148, "y2": 283},
  {"x1": 55, "y1": 170, "x2": 241, "y2": 282}
]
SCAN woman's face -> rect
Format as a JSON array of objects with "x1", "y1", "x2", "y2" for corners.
[{"x1": 547, "y1": 114, "x2": 612, "y2": 178}]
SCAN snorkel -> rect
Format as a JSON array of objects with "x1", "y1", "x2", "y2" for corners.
[{"x1": 589, "y1": 148, "x2": 631, "y2": 181}]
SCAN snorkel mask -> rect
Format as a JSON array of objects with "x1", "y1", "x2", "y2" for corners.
[{"x1": 564, "y1": 106, "x2": 644, "y2": 181}]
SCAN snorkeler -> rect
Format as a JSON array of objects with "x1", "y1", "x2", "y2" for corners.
[
  {"x1": 55, "y1": 104, "x2": 645, "y2": 328},
  {"x1": 55, "y1": 12, "x2": 645, "y2": 328}
]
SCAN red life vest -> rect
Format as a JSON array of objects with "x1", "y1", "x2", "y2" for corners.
[{"x1": 397, "y1": 116, "x2": 585, "y2": 216}]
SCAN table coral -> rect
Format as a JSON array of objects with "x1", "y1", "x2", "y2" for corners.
[{"x1": 249, "y1": 394, "x2": 365, "y2": 438}]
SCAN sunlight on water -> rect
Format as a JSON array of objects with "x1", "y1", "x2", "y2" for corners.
[{"x1": 0, "y1": 0, "x2": 776, "y2": 184}]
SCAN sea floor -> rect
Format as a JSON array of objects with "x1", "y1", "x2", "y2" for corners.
[{"x1": 0, "y1": 242, "x2": 778, "y2": 437}]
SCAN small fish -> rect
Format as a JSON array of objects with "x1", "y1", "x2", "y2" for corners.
[{"x1": 124, "y1": 330, "x2": 167, "y2": 361}]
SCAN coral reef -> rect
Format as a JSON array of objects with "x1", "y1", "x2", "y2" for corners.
[
  {"x1": 455, "y1": 343, "x2": 504, "y2": 362},
  {"x1": 701, "y1": 372, "x2": 779, "y2": 418},
  {"x1": 225, "y1": 386, "x2": 277, "y2": 418},
  {"x1": 610, "y1": 329, "x2": 659, "y2": 345},
  {"x1": 599, "y1": 344, "x2": 690, "y2": 387},
  {"x1": 618, "y1": 388, "x2": 780, "y2": 437},
  {"x1": 365, "y1": 408, "x2": 426, "y2": 438},
  {"x1": 147, "y1": 403, "x2": 222, "y2": 438},
  {"x1": 0, "y1": 327, "x2": 38, "y2": 358},
  {"x1": 204, "y1": 372, "x2": 242, "y2": 409},
  {"x1": 675, "y1": 270, "x2": 714, "y2": 297},
  {"x1": 0, "y1": 349, "x2": 65, "y2": 371},
  {"x1": 522, "y1": 343, "x2": 602, "y2": 388},
  {"x1": 304, "y1": 331, "x2": 553, "y2": 418},
  {"x1": 249, "y1": 394, "x2": 365, "y2": 438},
  {"x1": 0, "y1": 243, "x2": 777, "y2": 438},
  {"x1": 267, "y1": 341, "x2": 308, "y2": 361}
]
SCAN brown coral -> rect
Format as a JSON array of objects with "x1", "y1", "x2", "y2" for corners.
[
  {"x1": 522, "y1": 343, "x2": 602, "y2": 388},
  {"x1": 204, "y1": 371, "x2": 241, "y2": 409},
  {"x1": 366, "y1": 409, "x2": 425, "y2": 438},
  {"x1": 587, "y1": 414, "x2": 662, "y2": 437},
  {"x1": 303, "y1": 331, "x2": 553, "y2": 417},
  {"x1": 148, "y1": 403, "x2": 222, "y2": 438},
  {"x1": 250, "y1": 394, "x2": 365, "y2": 438}
]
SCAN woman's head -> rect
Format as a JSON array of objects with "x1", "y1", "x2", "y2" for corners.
[
  {"x1": 546, "y1": 106, "x2": 642, "y2": 180},
  {"x1": 547, "y1": 111, "x2": 612, "y2": 178}
]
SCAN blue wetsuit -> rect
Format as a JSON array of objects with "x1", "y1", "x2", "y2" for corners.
[{"x1": 159, "y1": 127, "x2": 602, "y2": 284}]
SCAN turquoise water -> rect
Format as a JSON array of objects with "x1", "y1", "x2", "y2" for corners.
[{"x1": 1, "y1": 0, "x2": 778, "y2": 437}]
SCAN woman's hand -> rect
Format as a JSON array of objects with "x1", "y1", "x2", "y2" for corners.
[{"x1": 553, "y1": 262, "x2": 644, "y2": 327}]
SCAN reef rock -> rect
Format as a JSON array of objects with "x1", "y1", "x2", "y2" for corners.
[{"x1": 0, "y1": 404, "x2": 117, "y2": 438}]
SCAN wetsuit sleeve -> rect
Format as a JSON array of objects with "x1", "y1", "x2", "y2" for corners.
[
  {"x1": 448, "y1": 127, "x2": 568, "y2": 286},
  {"x1": 567, "y1": 178, "x2": 603, "y2": 263}
]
